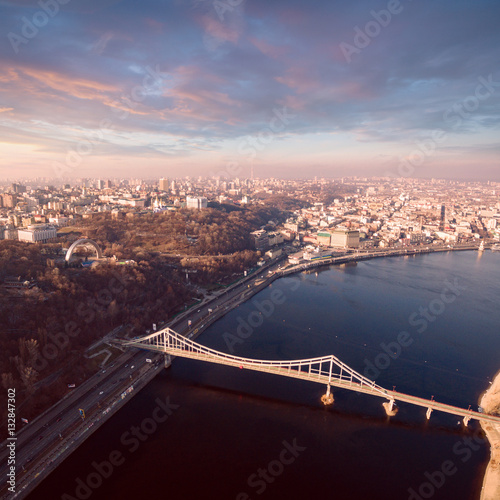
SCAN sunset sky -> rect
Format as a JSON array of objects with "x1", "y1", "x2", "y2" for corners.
[{"x1": 0, "y1": 0, "x2": 499, "y2": 180}]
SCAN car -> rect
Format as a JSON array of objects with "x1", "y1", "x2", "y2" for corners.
[
  {"x1": 99, "y1": 391, "x2": 104, "y2": 395},
  {"x1": 56, "y1": 418, "x2": 62, "y2": 423},
  {"x1": 131, "y1": 365, "x2": 134, "y2": 369},
  {"x1": 38, "y1": 435, "x2": 43, "y2": 441}
]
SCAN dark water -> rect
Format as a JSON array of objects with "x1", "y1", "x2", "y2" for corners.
[{"x1": 30, "y1": 251, "x2": 500, "y2": 500}]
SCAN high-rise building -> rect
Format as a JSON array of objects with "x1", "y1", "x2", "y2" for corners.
[
  {"x1": 440, "y1": 204, "x2": 446, "y2": 230},
  {"x1": 186, "y1": 196, "x2": 208, "y2": 210},
  {"x1": 12, "y1": 183, "x2": 26, "y2": 194},
  {"x1": 1, "y1": 194, "x2": 17, "y2": 208},
  {"x1": 159, "y1": 178, "x2": 169, "y2": 191}
]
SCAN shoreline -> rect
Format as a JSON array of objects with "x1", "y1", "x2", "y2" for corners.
[{"x1": 479, "y1": 369, "x2": 500, "y2": 500}]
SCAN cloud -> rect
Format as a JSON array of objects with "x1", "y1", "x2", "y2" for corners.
[
  {"x1": 250, "y1": 37, "x2": 288, "y2": 59},
  {"x1": 0, "y1": 0, "x2": 499, "y2": 179},
  {"x1": 92, "y1": 32, "x2": 115, "y2": 55}
]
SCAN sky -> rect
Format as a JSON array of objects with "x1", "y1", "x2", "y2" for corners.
[{"x1": 0, "y1": 0, "x2": 499, "y2": 181}]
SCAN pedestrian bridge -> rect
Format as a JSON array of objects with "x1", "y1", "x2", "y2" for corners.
[{"x1": 123, "y1": 327, "x2": 500, "y2": 426}]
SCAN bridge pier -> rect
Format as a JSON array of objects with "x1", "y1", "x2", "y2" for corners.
[
  {"x1": 321, "y1": 384, "x2": 334, "y2": 405},
  {"x1": 463, "y1": 415, "x2": 471, "y2": 427},
  {"x1": 164, "y1": 354, "x2": 172, "y2": 369},
  {"x1": 426, "y1": 407, "x2": 433, "y2": 420},
  {"x1": 383, "y1": 399, "x2": 398, "y2": 417}
]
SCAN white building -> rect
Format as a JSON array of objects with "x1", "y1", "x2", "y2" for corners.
[
  {"x1": 49, "y1": 216, "x2": 69, "y2": 227},
  {"x1": 186, "y1": 196, "x2": 208, "y2": 210},
  {"x1": 18, "y1": 224, "x2": 57, "y2": 243}
]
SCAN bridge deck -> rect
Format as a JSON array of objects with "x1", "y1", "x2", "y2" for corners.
[{"x1": 130, "y1": 343, "x2": 500, "y2": 425}]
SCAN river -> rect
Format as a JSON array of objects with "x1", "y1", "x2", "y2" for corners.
[{"x1": 29, "y1": 250, "x2": 500, "y2": 500}]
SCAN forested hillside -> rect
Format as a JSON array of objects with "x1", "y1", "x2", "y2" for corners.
[{"x1": 0, "y1": 203, "x2": 288, "y2": 436}]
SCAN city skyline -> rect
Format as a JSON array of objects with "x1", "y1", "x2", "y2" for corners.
[{"x1": 1, "y1": 0, "x2": 499, "y2": 180}]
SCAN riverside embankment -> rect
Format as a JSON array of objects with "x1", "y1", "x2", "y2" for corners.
[{"x1": 480, "y1": 371, "x2": 500, "y2": 500}]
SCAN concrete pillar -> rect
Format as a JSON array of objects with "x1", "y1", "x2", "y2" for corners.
[
  {"x1": 383, "y1": 399, "x2": 398, "y2": 416},
  {"x1": 463, "y1": 415, "x2": 471, "y2": 426},
  {"x1": 321, "y1": 384, "x2": 334, "y2": 405},
  {"x1": 164, "y1": 353, "x2": 172, "y2": 368},
  {"x1": 426, "y1": 407, "x2": 433, "y2": 420}
]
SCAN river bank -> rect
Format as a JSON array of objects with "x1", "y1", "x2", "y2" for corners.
[{"x1": 479, "y1": 371, "x2": 500, "y2": 500}]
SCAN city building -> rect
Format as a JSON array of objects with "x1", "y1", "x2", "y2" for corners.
[
  {"x1": 317, "y1": 232, "x2": 332, "y2": 246},
  {"x1": 440, "y1": 204, "x2": 446, "y2": 230},
  {"x1": 250, "y1": 230, "x2": 269, "y2": 251},
  {"x1": 159, "y1": 178, "x2": 169, "y2": 191},
  {"x1": 267, "y1": 232, "x2": 284, "y2": 246},
  {"x1": 1, "y1": 194, "x2": 17, "y2": 208},
  {"x1": 186, "y1": 196, "x2": 208, "y2": 210},
  {"x1": 330, "y1": 229, "x2": 360, "y2": 248},
  {"x1": 17, "y1": 224, "x2": 57, "y2": 243}
]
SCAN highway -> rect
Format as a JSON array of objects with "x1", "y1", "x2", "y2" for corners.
[
  {"x1": 0, "y1": 347, "x2": 164, "y2": 499},
  {"x1": 0, "y1": 255, "x2": 285, "y2": 500}
]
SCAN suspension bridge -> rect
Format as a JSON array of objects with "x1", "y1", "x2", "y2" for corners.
[{"x1": 123, "y1": 327, "x2": 500, "y2": 426}]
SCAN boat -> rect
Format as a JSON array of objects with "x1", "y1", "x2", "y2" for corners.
[{"x1": 491, "y1": 244, "x2": 500, "y2": 252}]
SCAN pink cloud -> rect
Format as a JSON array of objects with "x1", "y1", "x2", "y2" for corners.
[
  {"x1": 174, "y1": 65, "x2": 225, "y2": 86},
  {"x1": 199, "y1": 14, "x2": 241, "y2": 44},
  {"x1": 144, "y1": 17, "x2": 164, "y2": 33},
  {"x1": 275, "y1": 65, "x2": 321, "y2": 93},
  {"x1": 250, "y1": 37, "x2": 288, "y2": 59},
  {"x1": 278, "y1": 8, "x2": 307, "y2": 26},
  {"x1": 12, "y1": 67, "x2": 119, "y2": 102}
]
